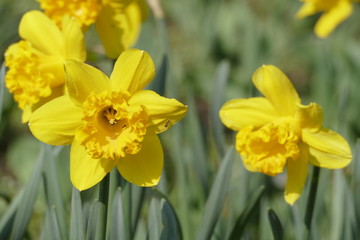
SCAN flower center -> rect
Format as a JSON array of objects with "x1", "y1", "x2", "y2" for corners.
[
  {"x1": 77, "y1": 90, "x2": 149, "y2": 160},
  {"x1": 4, "y1": 41, "x2": 53, "y2": 110},
  {"x1": 236, "y1": 119, "x2": 300, "y2": 176},
  {"x1": 39, "y1": 0, "x2": 102, "y2": 27}
]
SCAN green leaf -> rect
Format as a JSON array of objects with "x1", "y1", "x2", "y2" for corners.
[
  {"x1": 70, "y1": 188, "x2": 85, "y2": 240},
  {"x1": 148, "y1": 196, "x2": 162, "y2": 240},
  {"x1": 268, "y1": 208, "x2": 283, "y2": 240},
  {"x1": 210, "y1": 60, "x2": 230, "y2": 157},
  {"x1": 10, "y1": 143, "x2": 46, "y2": 240},
  {"x1": 48, "y1": 206, "x2": 63, "y2": 240},
  {"x1": 228, "y1": 185, "x2": 266, "y2": 240},
  {"x1": 109, "y1": 188, "x2": 126, "y2": 240},
  {"x1": 160, "y1": 199, "x2": 182, "y2": 240},
  {"x1": 85, "y1": 200, "x2": 101, "y2": 240},
  {"x1": 42, "y1": 146, "x2": 67, "y2": 239},
  {"x1": 0, "y1": 190, "x2": 23, "y2": 239},
  {"x1": 195, "y1": 147, "x2": 234, "y2": 240}
]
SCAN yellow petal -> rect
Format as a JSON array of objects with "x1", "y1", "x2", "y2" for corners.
[
  {"x1": 314, "y1": 1, "x2": 353, "y2": 38},
  {"x1": 252, "y1": 65, "x2": 301, "y2": 116},
  {"x1": 19, "y1": 11, "x2": 64, "y2": 56},
  {"x1": 285, "y1": 143, "x2": 309, "y2": 205},
  {"x1": 294, "y1": 102, "x2": 323, "y2": 131},
  {"x1": 129, "y1": 90, "x2": 188, "y2": 134},
  {"x1": 29, "y1": 95, "x2": 82, "y2": 145},
  {"x1": 302, "y1": 128, "x2": 352, "y2": 168},
  {"x1": 70, "y1": 140, "x2": 115, "y2": 191},
  {"x1": 117, "y1": 134, "x2": 163, "y2": 186},
  {"x1": 64, "y1": 60, "x2": 111, "y2": 106},
  {"x1": 219, "y1": 97, "x2": 278, "y2": 131},
  {"x1": 296, "y1": 2, "x2": 318, "y2": 19},
  {"x1": 95, "y1": 5, "x2": 125, "y2": 59},
  {"x1": 110, "y1": 49, "x2": 155, "y2": 94},
  {"x1": 38, "y1": 56, "x2": 65, "y2": 87},
  {"x1": 61, "y1": 15, "x2": 86, "y2": 61}
]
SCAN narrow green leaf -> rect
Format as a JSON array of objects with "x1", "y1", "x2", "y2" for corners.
[
  {"x1": 70, "y1": 188, "x2": 85, "y2": 240},
  {"x1": 85, "y1": 200, "x2": 101, "y2": 240},
  {"x1": 268, "y1": 208, "x2": 283, "y2": 240},
  {"x1": 48, "y1": 206, "x2": 63, "y2": 240},
  {"x1": 0, "y1": 63, "x2": 5, "y2": 122},
  {"x1": 131, "y1": 185, "x2": 146, "y2": 237},
  {"x1": 40, "y1": 205, "x2": 52, "y2": 240},
  {"x1": 160, "y1": 199, "x2": 182, "y2": 240},
  {"x1": 195, "y1": 147, "x2": 234, "y2": 240},
  {"x1": 109, "y1": 188, "x2": 126, "y2": 240},
  {"x1": 148, "y1": 196, "x2": 162, "y2": 240},
  {"x1": 210, "y1": 60, "x2": 230, "y2": 157},
  {"x1": 10, "y1": 143, "x2": 46, "y2": 240},
  {"x1": 42, "y1": 146, "x2": 67, "y2": 239},
  {"x1": 228, "y1": 185, "x2": 266, "y2": 240},
  {"x1": 0, "y1": 189, "x2": 23, "y2": 239}
]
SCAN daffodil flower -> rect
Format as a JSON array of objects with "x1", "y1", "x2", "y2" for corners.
[
  {"x1": 4, "y1": 11, "x2": 86, "y2": 123},
  {"x1": 296, "y1": 0, "x2": 358, "y2": 38},
  {"x1": 38, "y1": 0, "x2": 147, "y2": 58},
  {"x1": 29, "y1": 49, "x2": 187, "y2": 191},
  {"x1": 219, "y1": 65, "x2": 352, "y2": 204}
]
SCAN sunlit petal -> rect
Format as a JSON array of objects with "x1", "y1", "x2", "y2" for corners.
[
  {"x1": 117, "y1": 134, "x2": 163, "y2": 186},
  {"x1": 70, "y1": 140, "x2": 115, "y2": 191},
  {"x1": 295, "y1": 102, "x2": 323, "y2": 131},
  {"x1": 285, "y1": 143, "x2": 309, "y2": 205},
  {"x1": 19, "y1": 11, "x2": 64, "y2": 56},
  {"x1": 219, "y1": 97, "x2": 278, "y2": 131},
  {"x1": 62, "y1": 15, "x2": 86, "y2": 61},
  {"x1": 302, "y1": 128, "x2": 352, "y2": 168},
  {"x1": 29, "y1": 95, "x2": 82, "y2": 145},
  {"x1": 296, "y1": 2, "x2": 318, "y2": 19},
  {"x1": 129, "y1": 90, "x2": 188, "y2": 134},
  {"x1": 315, "y1": 1, "x2": 352, "y2": 38},
  {"x1": 252, "y1": 65, "x2": 300, "y2": 116},
  {"x1": 110, "y1": 49, "x2": 155, "y2": 94},
  {"x1": 64, "y1": 60, "x2": 111, "y2": 106}
]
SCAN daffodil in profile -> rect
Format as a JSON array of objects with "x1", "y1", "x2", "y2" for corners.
[
  {"x1": 29, "y1": 49, "x2": 187, "y2": 191},
  {"x1": 38, "y1": 0, "x2": 147, "y2": 58},
  {"x1": 219, "y1": 65, "x2": 352, "y2": 204},
  {"x1": 296, "y1": 0, "x2": 358, "y2": 38},
  {"x1": 4, "y1": 10, "x2": 86, "y2": 123}
]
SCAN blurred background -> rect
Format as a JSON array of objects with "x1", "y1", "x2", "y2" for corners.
[{"x1": 1, "y1": 0, "x2": 360, "y2": 239}]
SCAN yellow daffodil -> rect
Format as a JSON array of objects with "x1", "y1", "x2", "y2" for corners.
[
  {"x1": 29, "y1": 49, "x2": 187, "y2": 191},
  {"x1": 296, "y1": 0, "x2": 358, "y2": 38},
  {"x1": 38, "y1": 0, "x2": 147, "y2": 58},
  {"x1": 4, "y1": 11, "x2": 86, "y2": 123},
  {"x1": 219, "y1": 65, "x2": 352, "y2": 205}
]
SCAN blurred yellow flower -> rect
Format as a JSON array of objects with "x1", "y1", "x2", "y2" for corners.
[
  {"x1": 220, "y1": 65, "x2": 352, "y2": 205},
  {"x1": 296, "y1": 0, "x2": 357, "y2": 38},
  {"x1": 4, "y1": 11, "x2": 86, "y2": 123},
  {"x1": 38, "y1": 0, "x2": 147, "y2": 58},
  {"x1": 29, "y1": 49, "x2": 187, "y2": 191}
]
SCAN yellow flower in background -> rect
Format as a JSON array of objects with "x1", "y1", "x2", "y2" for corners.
[
  {"x1": 4, "y1": 11, "x2": 86, "y2": 123},
  {"x1": 219, "y1": 65, "x2": 352, "y2": 205},
  {"x1": 38, "y1": 0, "x2": 147, "y2": 58},
  {"x1": 296, "y1": 0, "x2": 357, "y2": 38},
  {"x1": 29, "y1": 49, "x2": 187, "y2": 191}
]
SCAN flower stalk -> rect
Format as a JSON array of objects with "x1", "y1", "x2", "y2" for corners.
[
  {"x1": 304, "y1": 167, "x2": 320, "y2": 233},
  {"x1": 98, "y1": 173, "x2": 110, "y2": 240}
]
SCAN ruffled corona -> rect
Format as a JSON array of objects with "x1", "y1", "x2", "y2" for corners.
[
  {"x1": 236, "y1": 120, "x2": 300, "y2": 176},
  {"x1": 4, "y1": 41, "x2": 52, "y2": 110},
  {"x1": 39, "y1": 0, "x2": 102, "y2": 27},
  {"x1": 77, "y1": 90, "x2": 149, "y2": 160}
]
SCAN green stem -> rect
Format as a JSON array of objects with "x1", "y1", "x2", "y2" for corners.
[
  {"x1": 98, "y1": 174, "x2": 110, "y2": 240},
  {"x1": 304, "y1": 167, "x2": 320, "y2": 235}
]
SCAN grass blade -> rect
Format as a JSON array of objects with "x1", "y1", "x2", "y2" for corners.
[
  {"x1": 148, "y1": 196, "x2": 162, "y2": 240},
  {"x1": 0, "y1": 189, "x2": 23, "y2": 239},
  {"x1": 10, "y1": 143, "x2": 46, "y2": 240},
  {"x1": 0, "y1": 63, "x2": 5, "y2": 123},
  {"x1": 268, "y1": 208, "x2": 283, "y2": 240},
  {"x1": 70, "y1": 188, "x2": 85, "y2": 240},
  {"x1": 85, "y1": 200, "x2": 100, "y2": 240},
  {"x1": 109, "y1": 188, "x2": 126, "y2": 240},
  {"x1": 195, "y1": 147, "x2": 234, "y2": 240},
  {"x1": 160, "y1": 198, "x2": 182, "y2": 240},
  {"x1": 228, "y1": 185, "x2": 266, "y2": 240}
]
